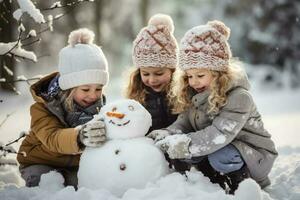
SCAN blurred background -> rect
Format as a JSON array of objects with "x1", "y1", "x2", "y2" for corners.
[{"x1": 1, "y1": 0, "x2": 300, "y2": 99}]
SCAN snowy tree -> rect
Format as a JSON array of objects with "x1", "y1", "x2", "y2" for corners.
[{"x1": 0, "y1": 0, "x2": 95, "y2": 93}]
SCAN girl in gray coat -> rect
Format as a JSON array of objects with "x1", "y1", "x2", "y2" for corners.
[{"x1": 148, "y1": 20, "x2": 278, "y2": 194}]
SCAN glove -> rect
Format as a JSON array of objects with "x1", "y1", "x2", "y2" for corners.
[
  {"x1": 147, "y1": 129, "x2": 171, "y2": 142},
  {"x1": 77, "y1": 119, "x2": 106, "y2": 148},
  {"x1": 155, "y1": 134, "x2": 191, "y2": 159}
]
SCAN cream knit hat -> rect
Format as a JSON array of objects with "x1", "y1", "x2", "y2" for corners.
[
  {"x1": 179, "y1": 20, "x2": 232, "y2": 71},
  {"x1": 58, "y1": 28, "x2": 109, "y2": 90},
  {"x1": 132, "y1": 13, "x2": 178, "y2": 68}
]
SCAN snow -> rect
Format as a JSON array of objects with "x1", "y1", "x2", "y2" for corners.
[
  {"x1": 28, "y1": 30, "x2": 37, "y2": 37},
  {"x1": 50, "y1": 1, "x2": 62, "y2": 9},
  {"x1": 16, "y1": 0, "x2": 45, "y2": 24},
  {"x1": 13, "y1": 9, "x2": 23, "y2": 21},
  {"x1": 0, "y1": 72, "x2": 300, "y2": 199},
  {"x1": 0, "y1": 42, "x2": 37, "y2": 62},
  {"x1": 3, "y1": 65, "x2": 14, "y2": 76},
  {"x1": 78, "y1": 138, "x2": 169, "y2": 196},
  {"x1": 78, "y1": 99, "x2": 168, "y2": 196},
  {"x1": 39, "y1": 171, "x2": 65, "y2": 192},
  {"x1": 97, "y1": 99, "x2": 152, "y2": 139},
  {"x1": 213, "y1": 135, "x2": 226, "y2": 144}
]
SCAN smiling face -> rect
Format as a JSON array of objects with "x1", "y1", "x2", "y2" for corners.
[
  {"x1": 185, "y1": 68, "x2": 213, "y2": 93},
  {"x1": 140, "y1": 67, "x2": 173, "y2": 92},
  {"x1": 99, "y1": 99, "x2": 152, "y2": 139},
  {"x1": 73, "y1": 84, "x2": 103, "y2": 107}
]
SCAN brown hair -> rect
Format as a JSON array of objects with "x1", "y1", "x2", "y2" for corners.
[{"x1": 124, "y1": 67, "x2": 176, "y2": 108}]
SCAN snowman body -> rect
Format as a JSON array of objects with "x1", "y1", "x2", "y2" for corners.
[{"x1": 78, "y1": 99, "x2": 169, "y2": 195}]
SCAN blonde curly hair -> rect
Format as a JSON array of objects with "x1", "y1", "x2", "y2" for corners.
[
  {"x1": 124, "y1": 67, "x2": 176, "y2": 107},
  {"x1": 170, "y1": 59, "x2": 244, "y2": 116}
]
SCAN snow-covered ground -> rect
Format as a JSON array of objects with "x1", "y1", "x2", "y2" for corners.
[{"x1": 1, "y1": 70, "x2": 300, "y2": 199}]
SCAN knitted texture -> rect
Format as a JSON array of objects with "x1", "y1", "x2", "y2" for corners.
[
  {"x1": 179, "y1": 20, "x2": 232, "y2": 71},
  {"x1": 58, "y1": 28, "x2": 109, "y2": 90},
  {"x1": 132, "y1": 14, "x2": 178, "y2": 68}
]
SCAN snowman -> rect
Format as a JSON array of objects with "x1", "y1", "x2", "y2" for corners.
[{"x1": 78, "y1": 99, "x2": 169, "y2": 196}]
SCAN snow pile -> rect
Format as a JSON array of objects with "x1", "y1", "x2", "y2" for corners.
[
  {"x1": 265, "y1": 152, "x2": 300, "y2": 200},
  {"x1": 0, "y1": 169, "x2": 274, "y2": 200}
]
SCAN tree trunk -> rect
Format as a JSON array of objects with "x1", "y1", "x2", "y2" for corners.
[
  {"x1": 140, "y1": 0, "x2": 149, "y2": 27},
  {"x1": 94, "y1": 0, "x2": 105, "y2": 44},
  {"x1": 0, "y1": 0, "x2": 16, "y2": 91}
]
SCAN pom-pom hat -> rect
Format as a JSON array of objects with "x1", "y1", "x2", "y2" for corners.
[
  {"x1": 132, "y1": 14, "x2": 178, "y2": 68},
  {"x1": 179, "y1": 20, "x2": 232, "y2": 71},
  {"x1": 58, "y1": 28, "x2": 109, "y2": 90}
]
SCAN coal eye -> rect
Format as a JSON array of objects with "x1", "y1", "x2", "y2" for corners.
[{"x1": 128, "y1": 105, "x2": 134, "y2": 111}]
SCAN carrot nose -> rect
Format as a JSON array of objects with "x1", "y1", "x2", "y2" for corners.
[{"x1": 106, "y1": 111, "x2": 125, "y2": 119}]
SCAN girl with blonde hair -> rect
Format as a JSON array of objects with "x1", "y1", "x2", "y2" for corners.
[{"x1": 149, "y1": 20, "x2": 278, "y2": 194}]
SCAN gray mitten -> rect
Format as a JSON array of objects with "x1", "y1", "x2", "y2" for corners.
[
  {"x1": 156, "y1": 134, "x2": 191, "y2": 159},
  {"x1": 147, "y1": 129, "x2": 171, "y2": 142},
  {"x1": 77, "y1": 119, "x2": 106, "y2": 148}
]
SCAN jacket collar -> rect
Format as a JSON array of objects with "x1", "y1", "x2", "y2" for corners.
[{"x1": 30, "y1": 72, "x2": 59, "y2": 104}]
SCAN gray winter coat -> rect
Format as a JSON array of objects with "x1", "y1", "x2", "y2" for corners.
[{"x1": 167, "y1": 72, "x2": 278, "y2": 188}]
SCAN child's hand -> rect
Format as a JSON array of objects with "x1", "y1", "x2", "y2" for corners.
[
  {"x1": 147, "y1": 129, "x2": 171, "y2": 142},
  {"x1": 156, "y1": 134, "x2": 191, "y2": 159},
  {"x1": 77, "y1": 119, "x2": 106, "y2": 148}
]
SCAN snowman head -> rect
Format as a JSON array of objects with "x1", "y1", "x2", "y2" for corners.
[{"x1": 98, "y1": 99, "x2": 152, "y2": 139}]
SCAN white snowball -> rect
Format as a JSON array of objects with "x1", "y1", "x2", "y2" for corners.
[{"x1": 39, "y1": 171, "x2": 64, "y2": 192}]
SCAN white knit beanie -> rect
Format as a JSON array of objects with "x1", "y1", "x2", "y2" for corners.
[
  {"x1": 179, "y1": 20, "x2": 232, "y2": 71},
  {"x1": 132, "y1": 13, "x2": 178, "y2": 68},
  {"x1": 58, "y1": 28, "x2": 109, "y2": 90}
]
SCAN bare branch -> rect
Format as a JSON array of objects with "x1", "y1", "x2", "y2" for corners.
[
  {"x1": 5, "y1": 131, "x2": 27, "y2": 146},
  {"x1": 0, "y1": 112, "x2": 15, "y2": 128},
  {"x1": 2, "y1": 23, "x2": 23, "y2": 56}
]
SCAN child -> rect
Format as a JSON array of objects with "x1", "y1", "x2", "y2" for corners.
[
  {"x1": 125, "y1": 14, "x2": 179, "y2": 132},
  {"x1": 148, "y1": 20, "x2": 278, "y2": 194},
  {"x1": 17, "y1": 28, "x2": 109, "y2": 188}
]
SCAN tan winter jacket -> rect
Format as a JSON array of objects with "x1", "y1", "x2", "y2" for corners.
[{"x1": 17, "y1": 72, "x2": 81, "y2": 168}]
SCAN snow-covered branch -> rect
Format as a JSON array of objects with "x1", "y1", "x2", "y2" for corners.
[
  {"x1": 0, "y1": 0, "x2": 94, "y2": 63},
  {"x1": 42, "y1": 0, "x2": 94, "y2": 11},
  {"x1": 0, "y1": 75, "x2": 42, "y2": 84}
]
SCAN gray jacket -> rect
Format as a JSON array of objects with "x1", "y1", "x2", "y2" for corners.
[{"x1": 167, "y1": 72, "x2": 278, "y2": 187}]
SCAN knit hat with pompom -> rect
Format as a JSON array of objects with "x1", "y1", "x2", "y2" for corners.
[
  {"x1": 132, "y1": 13, "x2": 178, "y2": 68},
  {"x1": 179, "y1": 20, "x2": 232, "y2": 71},
  {"x1": 58, "y1": 28, "x2": 109, "y2": 90}
]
